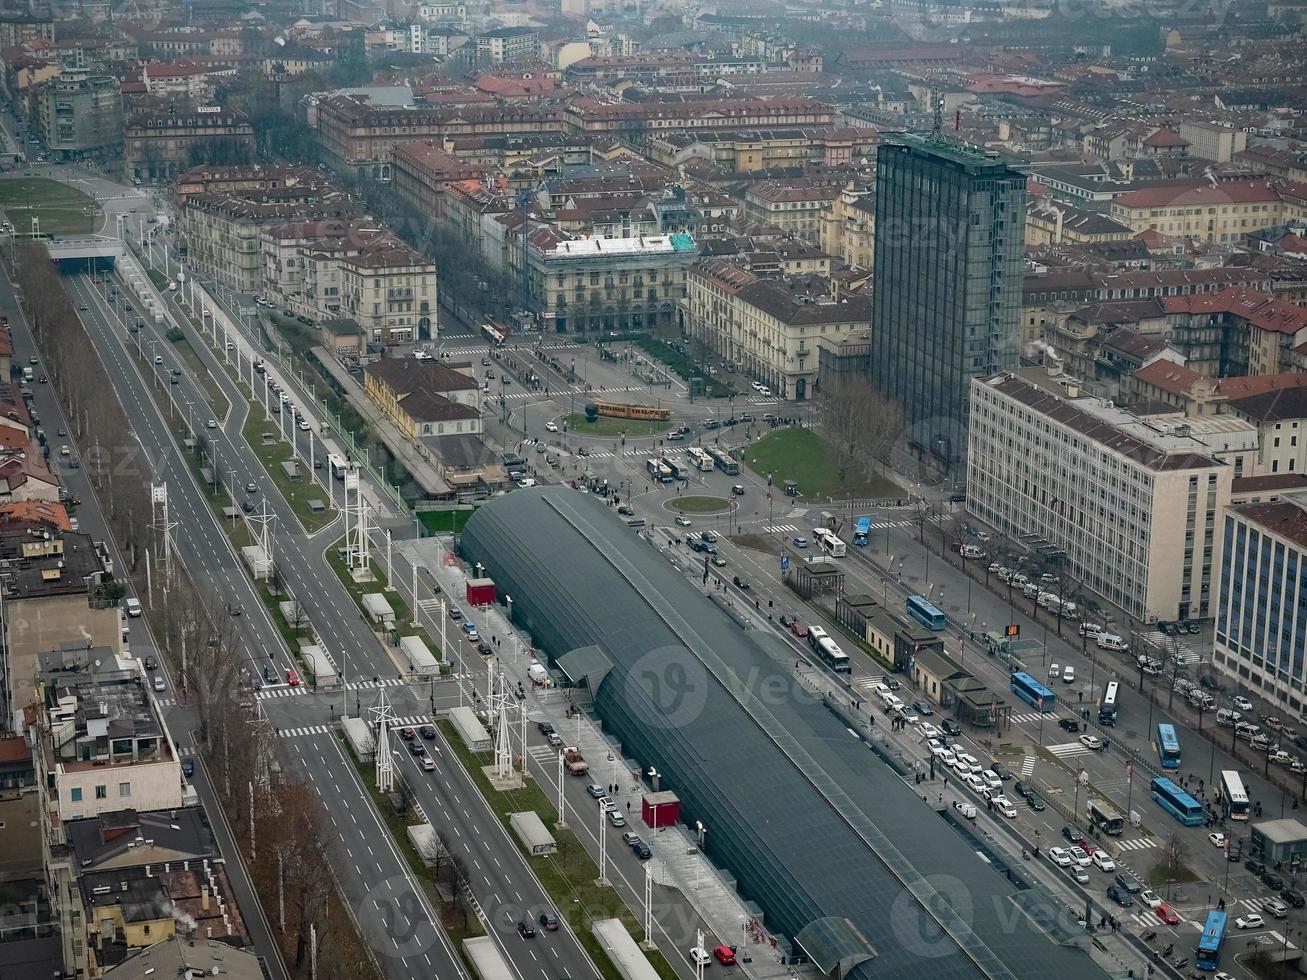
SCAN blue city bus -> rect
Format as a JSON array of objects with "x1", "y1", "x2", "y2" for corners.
[
  {"x1": 1196, "y1": 910, "x2": 1227, "y2": 970},
  {"x1": 1010, "y1": 672, "x2": 1057, "y2": 713},
  {"x1": 1151, "y1": 776, "x2": 1205, "y2": 826},
  {"x1": 1156, "y1": 723, "x2": 1182, "y2": 769},
  {"x1": 853, "y1": 516, "x2": 871, "y2": 547},
  {"x1": 906, "y1": 594, "x2": 946, "y2": 631}
]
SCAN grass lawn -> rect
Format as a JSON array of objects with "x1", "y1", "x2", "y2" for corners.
[
  {"x1": 565, "y1": 413, "x2": 670, "y2": 438},
  {"x1": 740, "y1": 427, "x2": 904, "y2": 501},
  {"x1": 668, "y1": 495, "x2": 728, "y2": 514},
  {"x1": 439, "y1": 722, "x2": 680, "y2": 980},
  {"x1": 168, "y1": 334, "x2": 230, "y2": 421},
  {"x1": 632, "y1": 336, "x2": 736, "y2": 399},
  {"x1": 0, "y1": 177, "x2": 100, "y2": 235},
  {"x1": 418, "y1": 509, "x2": 476, "y2": 536},
  {"x1": 242, "y1": 406, "x2": 338, "y2": 533}
]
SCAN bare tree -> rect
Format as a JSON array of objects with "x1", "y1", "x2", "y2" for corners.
[{"x1": 815, "y1": 375, "x2": 906, "y2": 489}]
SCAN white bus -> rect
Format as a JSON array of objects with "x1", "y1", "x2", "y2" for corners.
[
  {"x1": 816, "y1": 636, "x2": 851, "y2": 674},
  {"x1": 687, "y1": 447, "x2": 715, "y2": 472},
  {"x1": 1098, "y1": 681, "x2": 1120, "y2": 726},
  {"x1": 813, "y1": 527, "x2": 846, "y2": 558},
  {"x1": 1220, "y1": 770, "x2": 1249, "y2": 821}
]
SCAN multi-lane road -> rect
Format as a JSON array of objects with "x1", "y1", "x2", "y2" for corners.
[{"x1": 57, "y1": 264, "x2": 611, "y2": 980}]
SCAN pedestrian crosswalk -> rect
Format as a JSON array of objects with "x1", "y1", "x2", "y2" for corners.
[
  {"x1": 347, "y1": 677, "x2": 407, "y2": 691},
  {"x1": 280, "y1": 724, "x2": 332, "y2": 738},
  {"x1": 256, "y1": 685, "x2": 308, "y2": 699},
  {"x1": 1020, "y1": 756, "x2": 1035, "y2": 777},
  {"x1": 868, "y1": 519, "x2": 915, "y2": 530},
  {"x1": 1117, "y1": 837, "x2": 1157, "y2": 852},
  {"x1": 1011, "y1": 712, "x2": 1045, "y2": 724},
  {"x1": 765, "y1": 524, "x2": 799, "y2": 533},
  {"x1": 1048, "y1": 741, "x2": 1090, "y2": 759}
]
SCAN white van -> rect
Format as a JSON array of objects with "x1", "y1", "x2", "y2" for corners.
[
  {"x1": 124, "y1": 597, "x2": 142, "y2": 617},
  {"x1": 1097, "y1": 633, "x2": 1127, "y2": 652},
  {"x1": 1062, "y1": 665, "x2": 1076, "y2": 684},
  {"x1": 960, "y1": 544, "x2": 985, "y2": 559}
]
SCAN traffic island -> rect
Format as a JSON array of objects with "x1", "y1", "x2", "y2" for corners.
[{"x1": 667, "y1": 495, "x2": 730, "y2": 514}]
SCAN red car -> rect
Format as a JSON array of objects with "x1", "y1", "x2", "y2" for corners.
[
  {"x1": 399, "y1": 727, "x2": 416, "y2": 741},
  {"x1": 1077, "y1": 840, "x2": 1098, "y2": 856},
  {"x1": 1154, "y1": 903, "x2": 1180, "y2": 925},
  {"x1": 790, "y1": 620, "x2": 809, "y2": 638},
  {"x1": 285, "y1": 668, "x2": 300, "y2": 686},
  {"x1": 713, "y1": 946, "x2": 736, "y2": 966}
]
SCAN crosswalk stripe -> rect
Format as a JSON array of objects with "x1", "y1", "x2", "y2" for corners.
[
  {"x1": 279, "y1": 724, "x2": 332, "y2": 738},
  {"x1": 1048, "y1": 741, "x2": 1089, "y2": 758},
  {"x1": 1020, "y1": 756, "x2": 1035, "y2": 777},
  {"x1": 1011, "y1": 712, "x2": 1044, "y2": 724},
  {"x1": 764, "y1": 524, "x2": 798, "y2": 533},
  {"x1": 1116, "y1": 837, "x2": 1157, "y2": 851}
]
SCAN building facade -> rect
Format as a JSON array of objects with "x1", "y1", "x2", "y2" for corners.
[
  {"x1": 522, "y1": 231, "x2": 697, "y2": 333},
  {"x1": 1215, "y1": 498, "x2": 1307, "y2": 716},
  {"x1": 339, "y1": 243, "x2": 439, "y2": 344},
  {"x1": 38, "y1": 70, "x2": 122, "y2": 161},
  {"x1": 871, "y1": 134, "x2": 1026, "y2": 469},
  {"x1": 968, "y1": 370, "x2": 1231, "y2": 622},
  {"x1": 124, "y1": 107, "x2": 254, "y2": 184},
  {"x1": 683, "y1": 258, "x2": 870, "y2": 400}
]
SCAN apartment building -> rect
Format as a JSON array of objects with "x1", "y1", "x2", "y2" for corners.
[
  {"x1": 37, "y1": 69, "x2": 122, "y2": 161},
  {"x1": 179, "y1": 188, "x2": 359, "y2": 292},
  {"x1": 313, "y1": 95, "x2": 560, "y2": 179},
  {"x1": 2, "y1": 522, "x2": 119, "y2": 731},
  {"x1": 339, "y1": 242, "x2": 439, "y2": 344},
  {"x1": 683, "y1": 258, "x2": 870, "y2": 400},
  {"x1": 124, "y1": 107, "x2": 254, "y2": 184},
  {"x1": 473, "y1": 26, "x2": 538, "y2": 64},
  {"x1": 821, "y1": 187, "x2": 874, "y2": 271},
  {"x1": 1024, "y1": 199, "x2": 1134, "y2": 245},
  {"x1": 643, "y1": 127, "x2": 874, "y2": 174},
  {"x1": 33, "y1": 648, "x2": 188, "y2": 975},
  {"x1": 560, "y1": 96, "x2": 835, "y2": 136},
  {"x1": 520, "y1": 230, "x2": 698, "y2": 333},
  {"x1": 261, "y1": 218, "x2": 387, "y2": 318},
  {"x1": 1178, "y1": 121, "x2": 1247, "y2": 163},
  {"x1": 968, "y1": 369, "x2": 1231, "y2": 622},
  {"x1": 1110, "y1": 179, "x2": 1307, "y2": 242},
  {"x1": 743, "y1": 181, "x2": 842, "y2": 246},
  {"x1": 391, "y1": 141, "x2": 488, "y2": 221},
  {"x1": 1162, "y1": 287, "x2": 1307, "y2": 377}
]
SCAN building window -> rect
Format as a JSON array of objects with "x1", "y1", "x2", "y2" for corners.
[
  {"x1": 119, "y1": 782, "x2": 131, "y2": 798},
  {"x1": 95, "y1": 785, "x2": 107, "y2": 800},
  {"x1": 70, "y1": 787, "x2": 82, "y2": 802}
]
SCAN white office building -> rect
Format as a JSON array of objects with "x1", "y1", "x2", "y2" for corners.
[
  {"x1": 967, "y1": 369, "x2": 1232, "y2": 623},
  {"x1": 1215, "y1": 497, "x2": 1307, "y2": 716}
]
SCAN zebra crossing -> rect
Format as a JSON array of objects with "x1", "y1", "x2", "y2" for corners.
[
  {"x1": 1020, "y1": 756, "x2": 1036, "y2": 777},
  {"x1": 255, "y1": 677, "x2": 406, "y2": 699},
  {"x1": 868, "y1": 519, "x2": 915, "y2": 530},
  {"x1": 1048, "y1": 741, "x2": 1091, "y2": 759},
  {"x1": 1143, "y1": 631, "x2": 1201, "y2": 665},
  {"x1": 1116, "y1": 837, "x2": 1158, "y2": 852},
  {"x1": 1011, "y1": 712, "x2": 1046, "y2": 724},
  {"x1": 280, "y1": 714, "x2": 430, "y2": 739},
  {"x1": 764, "y1": 523, "x2": 799, "y2": 533},
  {"x1": 441, "y1": 342, "x2": 582, "y2": 357}
]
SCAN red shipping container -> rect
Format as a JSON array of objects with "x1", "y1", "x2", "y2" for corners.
[
  {"x1": 642, "y1": 791, "x2": 681, "y2": 829},
  {"x1": 466, "y1": 577, "x2": 496, "y2": 606}
]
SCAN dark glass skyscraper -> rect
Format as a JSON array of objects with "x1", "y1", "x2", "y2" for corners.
[{"x1": 870, "y1": 133, "x2": 1025, "y2": 470}]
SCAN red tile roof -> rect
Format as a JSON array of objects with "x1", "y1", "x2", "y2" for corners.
[
  {"x1": 1114, "y1": 178, "x2": 1302, "y2": 210},
  {"x1": 1162, "y1": 286, "x2": 1307, "y2": 336}
]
